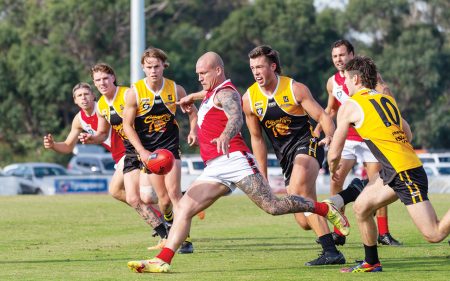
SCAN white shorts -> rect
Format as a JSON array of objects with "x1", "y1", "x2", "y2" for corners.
[
  {"x1": 114, "y1": 155, "x2": 126, "y2": 170},
  {"x1": 341, "y1": 140, "x2": 378, "y2": 163},
  {"x1": 196, "y1": 151, "x2": 259, "y2": 192}
]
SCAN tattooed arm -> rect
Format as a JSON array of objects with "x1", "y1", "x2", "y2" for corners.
[{"x1": 212, "y1": 88, "x2": 243, "y2": 157}]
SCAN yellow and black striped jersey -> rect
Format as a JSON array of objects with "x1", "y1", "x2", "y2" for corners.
[
  {"x1": 350, "y1": 88, "x2": 422, "y2": 183},
  {"x1": 96, "y1": 86, "x2": 132, "y2": 149},
  {"x1": 132, "y1": 78, "x2": 179, "y2": 152},
  {"x1": 247, "y1": 76, "x2": 314, "y2": 160}
]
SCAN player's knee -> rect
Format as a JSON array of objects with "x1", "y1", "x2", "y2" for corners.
[
  {"x1": 109, "y1": 189, "x2": 122, "y2": 200},
  {"x1": 177, "y1": 201, "x2": 197, "y2": 219},
  {"x1": 297, "y1": 220, "x2": 311, "y2": 230},
  {"x1": 125, "y1": 195, "x2": 141, "y2": 208},
  {"x1": 262, "y1": 206, "x2": 283, "y2": 216},
  {"x1": 140, "y1": 186, "x2": 158, "y2": 204},
  {"x1": 108, "y1": 183, "x2": 123, "y2": 200},
  {"x1": 423, "y1": 232, "x2": 445, "y2": 243},
  {"x1": 353, "y1": 200, "x2": 371, "y2": 219}
]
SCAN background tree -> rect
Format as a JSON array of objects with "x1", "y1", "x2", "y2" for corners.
[{"x1": 0, "y1": 0, "x2": 448, "y2": 167}]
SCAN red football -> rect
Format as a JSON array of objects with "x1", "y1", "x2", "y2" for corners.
[{"x1": 144, "y1": 149, "x2": 175, "y2": 175}]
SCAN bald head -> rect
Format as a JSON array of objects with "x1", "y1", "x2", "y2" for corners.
[
  {"x1": 197, "y1": 52, "x2": 224, "y2": 69},
  {"x1": 196, "y1": 52, "x2": 226, "y2": 91}
]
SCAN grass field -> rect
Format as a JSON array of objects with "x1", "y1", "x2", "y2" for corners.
[{"x1": 0, "y1": 194, "x2": 449, "y2": 280}]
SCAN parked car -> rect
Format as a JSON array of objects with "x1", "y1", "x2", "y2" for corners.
[
  {"x1": 423, "y1": 163, "x2": 450, "y2": 177},
  {"x1": 181, "y1": 155, "x2": 205, "y2": 175},
  {"x1": 418, "y1": 152, "x2": 450, "y2": 164},
  {"x1": 67, "y1": 153, "x2": 116, "y2": 175},
  {"x1": 0, "y1": 171, "x2": 37, "y2": 195},
  {"x1": 2, "y1": 162, "x2": 70, "y2": 195}
]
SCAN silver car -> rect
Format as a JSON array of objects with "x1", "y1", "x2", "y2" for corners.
[
  {"x1": 67, "y1": 153, "x2": 116, "y2": 175},
  {"x1": 2, "y1": 162, "x2": 69, "y2": 194}
]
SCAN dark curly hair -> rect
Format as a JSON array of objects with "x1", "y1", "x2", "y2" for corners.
[
  {"x1": 344, "y1": 56, "x2": 378, "y2": 89},
  {"x1": 248, "y1": 45, "x2": 282, "y2": 75}
]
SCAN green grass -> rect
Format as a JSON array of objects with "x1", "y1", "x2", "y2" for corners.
[{"x1": 0, "y1": 194, "x2": 449, "y2": 280}]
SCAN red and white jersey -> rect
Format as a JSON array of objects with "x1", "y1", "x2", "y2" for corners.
[
  {"x1": 332, "y1": 72, "x2": 363, "y2": 142},
  {"x1": 197, "y1": 79, "x2": 250, "y2": 163},
  {"x1": 79, "y1": 106, "x2": 125, "y2": 163}
]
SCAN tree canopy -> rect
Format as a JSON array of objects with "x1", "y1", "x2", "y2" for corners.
[{"x1": 0, "y1": 0, "x2": 448, "y2": 165}]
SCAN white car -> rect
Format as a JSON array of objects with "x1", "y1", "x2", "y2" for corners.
[
  {"x1": 3, "y1": 162, "x2": 70, "y2": 194},
  {"x1": 0, "y1": 171, "x2": 39, "y2": 195},
  {"x1": 418, "y1": 152, "x2": 450, "y2": 164},
  {"x1": 423, "y1": 163, "x2": 450, "y2": 177},
  {"x1": 181, "y1": 155, "x2": 205, "y2": 175}
]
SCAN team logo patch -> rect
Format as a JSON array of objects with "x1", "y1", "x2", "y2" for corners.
[
  {"x1": 256, "y1": 108, "x2": 263, "y2": 116},
  {"x1": 283, "y1": 96, "x2": 289, "y2": 102},
  {"x1": 265, "y1": 116, "x2": 292, "y2": 137},
  {"x1": 168, "y1": 95, "x2": 173, "y2": 101}
]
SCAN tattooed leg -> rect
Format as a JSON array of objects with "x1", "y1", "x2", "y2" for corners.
[
  {"x1": 236, "y1": 173, "x2": 315, "y2": 215},
  {"x1": 134, "y1": 203, "x2": 165, "y2": 228}
]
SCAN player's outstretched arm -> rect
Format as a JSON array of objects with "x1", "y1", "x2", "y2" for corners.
[
  {"x1": 44, "y1": 114, "x2": 82, "y2": 154},
  {"x1": 79, "y1": 113, "x2": 111, "y2": 145}
]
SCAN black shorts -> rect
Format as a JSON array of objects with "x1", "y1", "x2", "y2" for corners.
[
  {"x1": 123, "y1": 146, "x2": 181, "y2": 174},
  {"x1": 388, "y1": 166, "x2": 429, "y2": 205},
  {"x1": 281, "y1": 137, "x2": 324, "y2": 186},
  {"x1": 123, "y1": 153, "x2": 150, "y2": 174}
]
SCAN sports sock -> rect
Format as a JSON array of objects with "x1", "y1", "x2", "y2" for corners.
[
  {"x1": 377, "y1": 216, "x2": 389, "y2": 235},
  {"x1": 338, "y1": 182, "x2": 364, "y2": 205},
  {"x1": 334, "y1": 226, "x2": 344, "y2": 237},
  {"x1": 154, "y1": 223, "x2": 168, "y2": 239},
  {"x1": 363, "y1": 244, "x2": 380, "y2": 265},
  {"x1": 157, "y1": 247, "x2": 175, "y2": 264},
  {"x1": 164, "y1": 209, "x2": 174, "y2": 224},
  {"x1": 318, "y1": 233, "x2": 339, "y2": 254},
  {"x1": 313, "y1": 202, "x2": 328, "y2": 217}
]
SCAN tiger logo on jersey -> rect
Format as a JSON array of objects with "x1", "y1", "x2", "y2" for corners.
[
  {"x1": 113, "y1": 123, "x2": 127, "y2": 140},
  {"x1": 144, "y1": 113, "x2": 172, "y2": 133},
  {"x1": 265, "y1": 116, "x2": 292, "y2": 137}
]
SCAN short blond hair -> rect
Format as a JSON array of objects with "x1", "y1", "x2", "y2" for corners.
[{"x1": 141, "y1": 47, "x2": 169, "y2": 68}]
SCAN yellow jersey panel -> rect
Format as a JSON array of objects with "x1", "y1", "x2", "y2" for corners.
[
  {"x1": 350, "y1": 88, "x2": 422, "y2": 182},
  {"x1": 97, "y1": 86, "x2": 129, "y2": 141},
  {"x1": 133, "y1": 78, "x2": 177, "y2": 117},
  {"x1": 248, "y1": 76, "x2": 304, "y2": 121}
]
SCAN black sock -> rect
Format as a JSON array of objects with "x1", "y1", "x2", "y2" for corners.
[
  {"x1": 154, "y1": 223, "x2": 168, "y2": 239},
  {"x1": 363, "y1": 244, "x2": 379, "y2": 265},
  {"x1": 338, "y1": 180, "x2": 366, "y2": 205},
  {"x1": 319, "y1": 233, "x2": 339, "y2": 254}
]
